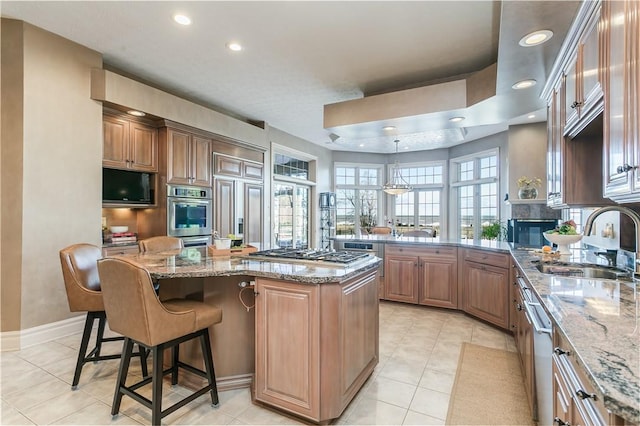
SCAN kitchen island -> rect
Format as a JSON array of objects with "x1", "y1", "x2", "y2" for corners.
[
  {"x1": 333, "y1": 235, "x2": 639, "y2": 424},
  {"x1": 112, "y1": 248, "x2": 381, "y2": 424}
]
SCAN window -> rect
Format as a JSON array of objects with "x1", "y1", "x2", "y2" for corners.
[
  {"x1": 272, "y1": 147, "x2": 314, "y2": 248},
  {"x1": 335, "y1": 165, "x2": 382, "y2": 235},
  {"x1": 451, "y1": 150, "x2": 500, "y2": 240},
  {"x1": 391, "y1": 164, "x2": 444, "y2": 236}
]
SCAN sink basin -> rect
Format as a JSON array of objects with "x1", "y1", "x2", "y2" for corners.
[{"x1": 534, "y1": 262, "x2": 632, "y2": 281}]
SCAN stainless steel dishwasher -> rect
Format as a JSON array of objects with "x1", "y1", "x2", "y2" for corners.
[{"x1": 521, "y1": 280, "x2": 553, "y2": 425}]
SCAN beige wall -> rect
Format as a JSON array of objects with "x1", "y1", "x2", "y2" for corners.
[
  {"x1": 1, "y1": 19, "x2": 103, "y2": 333},
  {"x1": 1, "y1": 19, "x2": 337, "y2": 338},
  {"x1": 507, "y1": 122, "x2": 548, "y2": 201},
  {"x1": 1, "y1": 19, "x2": 25, "y2": 333}
]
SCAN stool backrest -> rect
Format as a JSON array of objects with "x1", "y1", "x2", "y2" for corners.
[
  {"x1": 371, "y1": 226, "x2": 392, "y2": 234},
  {"x1": 138, "y1": 236, "x2": 184, "y2": 253},
  {"x1": 97, "y1": 257, "x2": 195, "y2": 346},
  {"x1": 59, "y1": 243, "x2": 104, "y2": 312},
  {"x1": 403, "y1": 230, "x2": 434, "y2": 237}
]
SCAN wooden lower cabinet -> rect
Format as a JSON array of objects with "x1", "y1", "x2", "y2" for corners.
[
  {"x1": 551, "y1": 330, "x2": 623, "y2": 426},
  {"x1": 513, "y1": 271, "x2": 535, "y2": 418},
  {"x1": 461, "y1": 249, "x2": 510, "y2": 329},
  {"x1": 254, "y1": 269, "x2": 379, "y2": 423},
  {"x1": 384, "y1": 245, "x2": 457, "y2": 309}
]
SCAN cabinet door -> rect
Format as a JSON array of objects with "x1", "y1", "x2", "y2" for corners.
[
  {"x1": 418, "y1": 257, "x2": 457, "y2": 309},
  {"x1": 552, "y1": 355, "x2": 572, "y2": 426},
  {"x1": 462, "y1": 261, "x2": 509, "y2": 329},
  {"x1": 244, "y1": 161, "x2": 264, "y2": 180},
  {"x1": 564, "y1": 58, "x2": 580, "y2": 130},
  {"x1": 548, "y1": 84, "x2": 564, "y2": 206},
  {"x1": 167, "y1": 128, "x2": 192, "y2": 185},
  {"x1": 214, "y1": 155, "x2": 242, "y2": 177},
  {"x1": 580, "y1": 8, "x2": 603, "y2": 118},
  {"x1": 521, "y1": 304, "x2": 535, "y2": 417},
  {"x1": 254, "y1": 278, "x2": 320, "y2": 419},
  {"x1": 129, "y1": 122, "x2": 158, "y2": 172},
  {"x1": 384, "y1": 256, "x2": 418, "y2": 303},
  {"x1": 191, "y1": 136, "x2": 212, "y2": 186},
  {"x1": 603, "y1": 0, "x2": 640, "y2": 201},
  {"x1": 215, "y1": 178, "x2": 235, "y2": 238},
  {"x1": 103, "y1": 115, "x2": 129, "y2": 169},
  {"x1": 244, "y1": 183, "x2": 263, "y2": 245}
]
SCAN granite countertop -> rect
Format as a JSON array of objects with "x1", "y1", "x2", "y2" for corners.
[
  {"x1": 112, "y1": 247, "x2": 381, "y2": 284},
  {"x1": 333, "y1": 234, "x2": 512, "y2": 252},
  {"x1": 511, "y1": 249, "x2": 639, "y2": 423}
]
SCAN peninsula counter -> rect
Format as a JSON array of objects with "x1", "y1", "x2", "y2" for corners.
[{"x1": 112, "y1": 248, "x2": 381, "y2": 424}]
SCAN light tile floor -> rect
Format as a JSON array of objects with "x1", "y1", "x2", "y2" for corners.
[{"x1": 1, "y1": 301, "x2": 517, "y2": 425}]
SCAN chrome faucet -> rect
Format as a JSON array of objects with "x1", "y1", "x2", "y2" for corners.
[{"x1": 583, "y1": 206, "x2": 640, "y2": 273}]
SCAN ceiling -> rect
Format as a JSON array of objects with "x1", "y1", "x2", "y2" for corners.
[{"x1": 1, "y1": 1, "x2": 581, "y2": 153}]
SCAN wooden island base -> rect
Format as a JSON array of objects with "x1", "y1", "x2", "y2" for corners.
[{"x1": 158, "y1": 268, "x2": 379, "y2": 424}]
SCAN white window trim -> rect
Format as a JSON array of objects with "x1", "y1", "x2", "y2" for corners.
[
  {"x1": 448, "y1": 148, "x2": 501, "y2": 241},
  {"x1": 389, "y1": 160, "x2": 447, "y2": 189}
]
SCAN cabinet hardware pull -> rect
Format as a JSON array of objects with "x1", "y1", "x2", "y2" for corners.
[
  {"x1": 570, "y1": 101, "x2": 583, "y2": 109},
  {"x1": 253, "y1": 291, "x2": 260, "y2": 296},
  {"x1": 516, "y1": 303, "x2": 523, "y2": 311},
  {"x1": 575, "y1": 389, "x2": 597, "y2": 400},
  {"x1": 554, "y1": 347, "x2": 571, "y2": 356},
  {"x1": 616, "y1": 164, "x2": 637, "y2": 174},
  {"x1": 554, "y1": 417, "x2": 570, "y2": 426}
]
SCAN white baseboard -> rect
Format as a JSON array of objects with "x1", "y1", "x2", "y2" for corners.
[{"x1": 1, "y1": 315, "x2": 87, "y2": 352}]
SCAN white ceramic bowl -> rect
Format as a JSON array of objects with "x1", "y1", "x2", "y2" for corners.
[
  {"x1": 543, "y1": 232, "x2": 583, "y2": 254},
  {"x1": 110, "y1": 226, "x2": 129, "y2": 233}
]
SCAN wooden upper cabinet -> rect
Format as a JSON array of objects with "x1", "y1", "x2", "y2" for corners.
[
  {"x1": 214, "y1": 154, "x2": 264, "y2": 181},
  {"x1": 103, "y1": 114, "x2": 158, "y2": 172},
  {"x1": 214, "y1": 155, "x2": 242, "y2": 177},
  {"x1": 547, "y1": 83, "x2": 565, "y2": 207},
  {"x1": 603, "y1": 0, "x2": 640, "y2": 202},
  {"x1": 564, "y1": 3, "x2": 604, "y2": 138},
  {"x1": 165, "y1": 127, "x2": 212, "y2": 187}
]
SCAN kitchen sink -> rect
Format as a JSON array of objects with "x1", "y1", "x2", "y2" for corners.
[{"x1": 534, "y1": 262, "x2": 633, "y2": 281}]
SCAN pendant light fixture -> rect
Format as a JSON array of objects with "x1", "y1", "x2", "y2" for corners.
[{"x1": 383, "y1": 139, "x2": 412, "y2": 195}]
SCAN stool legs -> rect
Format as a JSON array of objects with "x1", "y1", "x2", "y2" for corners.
[
  {"x1": 111, "y1": 337, "x2": 134, "y2": 416},
  {"x1": 72, "y1": 312, "x2": 148, "y2": 389},
  {"x1": 201, "y1": 329, "x2": 219, "y2": 406},
  {"x1": 110, "y1": 329, "x2": 219, "y2": 425}
]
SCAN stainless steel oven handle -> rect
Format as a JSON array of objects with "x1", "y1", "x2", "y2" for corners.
[{"x1": 524, "y1": 301, "x2": 552, "y2": 335}]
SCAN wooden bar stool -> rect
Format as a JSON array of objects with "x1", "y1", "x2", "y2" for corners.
[
  {"x1": 97, "y1": 257, "x2": 222, "y2": 426},
  {"x1": 59, "y1": 243, "x2": 148, "y2": 389}
]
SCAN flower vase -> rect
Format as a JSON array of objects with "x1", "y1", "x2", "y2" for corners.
[{"x1": 518, "y1": 186, "x2": 538, "y2": 200}]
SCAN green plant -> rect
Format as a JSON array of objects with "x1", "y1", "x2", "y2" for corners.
[{"x1": 481, "y1": 221, "x2": 507, "y2": 241}]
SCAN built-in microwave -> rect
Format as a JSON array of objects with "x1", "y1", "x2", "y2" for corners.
[
  {"x1": 167, "y1": 185, "x2": 213, "y2": 239},
  {"x1": 507, "y1": 219, "x2": 559, "y2": 248}
]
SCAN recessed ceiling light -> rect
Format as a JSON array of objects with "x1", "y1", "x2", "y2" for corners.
[
  {"x1": 403, "y1": 146, "x2": 409, "y2": 150},
  {"x1": 127, "y1": 110, "x2": 145, "y2": 117},
  {"x1": 449, "y1": 117, "x2": 465, "y2": 123},
  {"x1": 528, "y1": 114, "x2": 536, "y2": 119},
  {"x1": 173, "y1": 14, "x2": 191, "y2": 25},
  {"x1": 382, "y1": 126, "x2": 396, "y2": 132},
  {"x1": 226, "y1": 42, "x2": 243, "y2": 52},
  {"x1": 519, "y1": 30, "x2": 553, "y2": 47},
  {"x1": 512, "y1": 79, "x2": 537, "y2": 90}
]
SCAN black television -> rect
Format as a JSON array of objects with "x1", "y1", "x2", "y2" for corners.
[{"x1": 102, "y1": 168, "x2": 154, "y2": 205}]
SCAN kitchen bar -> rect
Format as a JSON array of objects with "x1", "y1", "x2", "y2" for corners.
[{"x1": 114, "y1": 247, "x2": 381, "y2": 424}]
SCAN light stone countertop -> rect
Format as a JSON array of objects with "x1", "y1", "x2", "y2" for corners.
[
  {"x1": 336, "y1": 235, "x2": 639, "y2": 422},
  {"x1": 112, "y1": 247, "x2": 381, "y2": 284},
  {"x1": 109, "y1": 239, "x2": 638, "y2": 422},
  {"x1": 511, "y1": 249, "x2": 639, "y2": 424}
]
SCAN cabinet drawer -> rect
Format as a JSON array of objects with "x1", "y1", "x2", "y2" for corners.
[
  {"x1": 463, "y1": 248, "x2": 510, "y2": 268},
  {"x1": 102, "y1": 244, "x2": 139, "y2": 256},
  {"x1": 386, "y1": 244, "x2": 456, "y2": 258}
]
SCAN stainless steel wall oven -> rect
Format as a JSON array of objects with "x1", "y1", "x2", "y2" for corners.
[{"x1": 167, "y1": 185, "x2": 213, "y2": 243}]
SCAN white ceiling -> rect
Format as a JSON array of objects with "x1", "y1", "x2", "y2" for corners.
[{"x1": 1, "y1": 1, "x2": 580, "y2": 153}]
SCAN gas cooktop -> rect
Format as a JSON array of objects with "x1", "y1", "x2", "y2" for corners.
[{"x1": 248, "y1": 248, "x2": 372, "y2": 265}]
